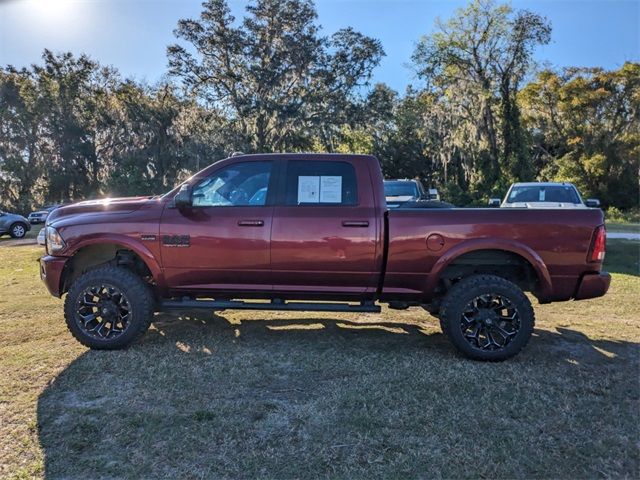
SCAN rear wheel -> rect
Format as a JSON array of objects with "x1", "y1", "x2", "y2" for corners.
[
  {"x1": 439, "y1": 275, "x2": 534, "y2": 361},
  {"x1": 10, "y1": 222, "x2": 27, "y2": 239},
  {"x1": 64, "y1": 266, "x2": 154, "y2": 349}
]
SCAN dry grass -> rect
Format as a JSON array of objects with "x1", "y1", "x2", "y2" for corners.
[{"x1": 0, "y1": 242, "x2": 638, "y2": 479}]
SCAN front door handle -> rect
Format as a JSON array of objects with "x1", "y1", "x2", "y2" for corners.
[
  {"x1": 342, "y1": 220, "x2": 369, "y2": 228},
  {"x1": 238, "y1": 219, "x2": 264, "y2": 227}
]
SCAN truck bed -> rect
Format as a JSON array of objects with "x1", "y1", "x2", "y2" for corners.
[{"x1": 383, "y1": 207, "x2": 604, "y2": 302}]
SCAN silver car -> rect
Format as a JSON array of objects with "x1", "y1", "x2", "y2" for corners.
[
  {"x1": 0, "y1": 211, "x2": 31, "y2": 238},
  {"x1": 489, "y1": 182, "x2": 600, "y2": 209},
  {"x1": 28, "y1": 205, "x2": 60, "y2": 224}
]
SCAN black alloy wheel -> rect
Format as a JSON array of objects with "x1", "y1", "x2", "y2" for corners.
[
  {"x1": 459, "y1": 293, "x2": 520, "y2": 351},
  {"x1": 75, "y1": 284, "x2": 132, "y2": 340}
]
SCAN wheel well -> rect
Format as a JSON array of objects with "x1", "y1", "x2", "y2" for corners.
[
  {"x1": 437, "y1": 249, "x2": 538, "y2": 294},
  {"x1": 61, "y1": 244, "x2": 153, "y2": 294}
]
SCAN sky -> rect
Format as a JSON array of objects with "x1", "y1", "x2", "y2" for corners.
[{"x1": 0, "y1": 0, "x2": 638, "y2": 92}]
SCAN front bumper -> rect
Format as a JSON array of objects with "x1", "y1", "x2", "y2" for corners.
[
  {"x1": 39, "y1": 255, "x2": 68, "y2": 297},
  {"x1": 574, "y1": 272, "x2": 611, "y2": 300}
]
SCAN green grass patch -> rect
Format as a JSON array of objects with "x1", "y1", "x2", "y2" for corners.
[
  {"x1": 605, "y1": 239, "x2": 640, "y2": 275},
  {"x1": 606, "y1": 222, "x2": 640, "y2": 233},
  {"x1": 1, "y1": 244, "x2": 638, "y2": 478}
]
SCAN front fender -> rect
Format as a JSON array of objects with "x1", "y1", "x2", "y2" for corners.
[
  {"x1": 425, "y1": 238, "x2": 553, "y2": 299},
  {"x1": 64, "y1": 234, "x2": 165, "y2": 288}
]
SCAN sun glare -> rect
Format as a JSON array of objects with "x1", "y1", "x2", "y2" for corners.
[{"x1": 30, "y1": 0, "x2": 79, "y2": 24}]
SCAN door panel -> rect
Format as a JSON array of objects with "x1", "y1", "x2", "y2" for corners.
[
  {"x1": 270, "y1": 159, "x2": 380, "y2": 294},
  {"x1": 161, "y1": 206, "x2": 273, "y2": 291},
  {"x1": 271, "y1": 205, "x2": 378, "y2": 293},
  {"x1": 160, "y1": 160, "x2": 274, "y2": 293}
]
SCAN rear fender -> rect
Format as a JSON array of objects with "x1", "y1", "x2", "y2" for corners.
[{"x1": 425, "y1": 238, "x2": 553, "y2": 299}]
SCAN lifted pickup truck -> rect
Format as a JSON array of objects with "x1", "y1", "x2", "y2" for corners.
[{"x1": 40, "y1": 154, "x2": 610, "y2": 360}]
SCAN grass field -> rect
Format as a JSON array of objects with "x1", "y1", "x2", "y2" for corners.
[
  {"x1": 0, "y1": 241, "x2": 638, "y2": 478},
  {"x1": 606, "y1": 222, "x2": 640, "y2": 234}
]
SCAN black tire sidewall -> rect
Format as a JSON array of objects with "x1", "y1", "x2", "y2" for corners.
[
  {"x1": 64, "y1": 267, "x2": 153, "y2": 349},
  {"x1": 440, "y1": 275, "x2": 534, "y2": 361}
]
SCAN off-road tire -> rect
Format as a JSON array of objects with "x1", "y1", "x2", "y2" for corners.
[
  {"x1": 9, "y1": 222, "x2": 27, "y2": 239},
  {"x1": 439, "y1": 274, "x2": 535, "y2": 361},
  {"x1": 64, "y1": 266, "x2": 154, "y2": 349}
]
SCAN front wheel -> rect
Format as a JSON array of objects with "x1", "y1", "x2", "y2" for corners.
[
  {"x1": 64, "y1": 266, "x2": 154, "y2": 349},
  {"x1": 10, "y1": 222, "x2": 27, "y2": 238},
  {"x1": 439, "y1": 275, "x2": 535, "y2": 361}
]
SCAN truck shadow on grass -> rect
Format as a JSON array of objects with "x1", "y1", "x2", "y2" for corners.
[{"x1": 36, "y1": 311, "x2": 640, "y2": 478}]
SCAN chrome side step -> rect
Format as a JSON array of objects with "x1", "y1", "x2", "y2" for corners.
[{"x1": 159, "y1": 298, "x2": 381, "y2": 313}]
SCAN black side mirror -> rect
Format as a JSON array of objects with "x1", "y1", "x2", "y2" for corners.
[
  {"x1": 174, "y1": 184, "x2": 192, "y2": 209},
  {"x1": 488, "y1": 198, "x2": 501, "y2": 208},
  {"x1": 585, "y1": 199, "x2": 600, "y2": 208}
]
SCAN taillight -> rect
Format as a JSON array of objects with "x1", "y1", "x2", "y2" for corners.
[{"x1": 588, "y1": 225, "x2": 606, "y2": 262}]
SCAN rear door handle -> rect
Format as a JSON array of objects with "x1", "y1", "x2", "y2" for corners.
[
  {"x1": 238, "y1": 220, "x2": 264, "y2": 227},
  {"x1": 342, "y1": 220, "x2": 369, "y2": 228}
]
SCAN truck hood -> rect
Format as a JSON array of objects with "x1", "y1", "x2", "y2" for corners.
[
  {"x1": 502, "y1": 202, "x2": 586, "y2": 209},
  {"x1": 46, "y1": 196, "x2": 153, "y2": 225}
]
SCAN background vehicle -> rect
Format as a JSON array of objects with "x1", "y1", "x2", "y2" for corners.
[
  {"x1": 40, "y1": 154, "x2": 610, "y2": 360},
  {"x1": 384, "y1": 179, "x2": 427, "y2": 207},
  {"x1": 489, "y1": 182, "x2": 600, "y2": 208},
  {"x1": 28, "y1": 205, "x2": 60, "y2": 224},
  {"x1": 427, "y1": 188, "x2": 440, "y2": 201},
  {"x1": 37, "y1": 228, "x2": 46, "y2": 245},
  {"x1": 0, "y1": 211, "x2": 31, "y2": 238}
]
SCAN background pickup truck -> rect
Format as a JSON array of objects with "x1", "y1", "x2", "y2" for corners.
[{"x1": 40, "y1": 154, "x2": 610, "y2": 360}]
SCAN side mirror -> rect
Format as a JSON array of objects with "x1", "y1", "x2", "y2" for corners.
[
  {"x1": 174, "y1": 184, "x2": 192, "y2": 209},
  {"x1": 488, "y1": 198, "x2": 501, "y2": 208},
  {"x1": 585, "y1": 198, "x2": 600, "y2": 208}
]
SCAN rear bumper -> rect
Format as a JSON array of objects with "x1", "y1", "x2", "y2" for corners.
[
  {"x1": 39, "y1": 255, "x2": 68, "y2": 298},
  {"x1": 574, "y1": 272, "x2": 611, "y2": 300}
]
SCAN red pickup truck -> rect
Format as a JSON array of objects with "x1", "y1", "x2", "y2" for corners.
[{"x1": 40, "y1": 154, "x2": 610, "y2": 360}]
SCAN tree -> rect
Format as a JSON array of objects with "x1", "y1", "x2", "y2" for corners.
[
  {"x1": 520, "y1": 63, "x2": 640, "y2": 209},
  {"x1": 167, "y1": 0, "x2": 384, "y2": 152},
  {"x1": 412, "y1": 0, "x2": 551, "y2": 195},
  {"x1": 0, "y1": 68, "x2": 44, "y2": 211}
]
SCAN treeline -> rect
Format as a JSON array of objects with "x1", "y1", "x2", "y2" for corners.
[{"x1": 1, "y1": 0, "x2": 638, "y2": 214}]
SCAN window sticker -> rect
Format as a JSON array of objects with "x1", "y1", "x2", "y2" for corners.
[
  {"x1": 320, "y1": 176, "x2": 342, "y2": 203},
  {"x1": 297, "y1": 176, "x2": 320, "y2": 203}
]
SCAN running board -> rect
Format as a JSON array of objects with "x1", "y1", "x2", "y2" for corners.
[{"x1": 160, "y1": 298, "x2": 381, "y2": 313}]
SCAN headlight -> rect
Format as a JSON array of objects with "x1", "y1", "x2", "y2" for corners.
[{"x1": 46, "y1": 227, "x2": 66, "y2": 254}]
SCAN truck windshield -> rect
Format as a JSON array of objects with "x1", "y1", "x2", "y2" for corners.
[
  {"x1": 384, "y1": 182, "x2": 418, "y2": 197},
  {"x1": 506, "y1": 185, "x2": 581, "y2": 204}
]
